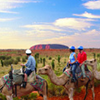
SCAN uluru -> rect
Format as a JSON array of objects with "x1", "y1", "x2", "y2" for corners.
[{"x1": 30, "y1": 44, "x2": 69, "y2": 50}]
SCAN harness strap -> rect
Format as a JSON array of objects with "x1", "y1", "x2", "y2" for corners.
[
  {"x1": 0, "y1": 79, "x2": 8, "y2": 93},
  {"x1": 15, "y1": 85, "x2": 17, "y2": 97}
]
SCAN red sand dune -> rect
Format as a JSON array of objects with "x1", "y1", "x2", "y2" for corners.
[{"x1": 36, "y1": 84, "x2": 100, "y2": 100}]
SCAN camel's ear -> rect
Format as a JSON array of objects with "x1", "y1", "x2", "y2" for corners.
[
  {"x1": 94, "y1": 59, "x2": 96, "y2": 62},
  {"x1": 49, "y1": 66, "x2": 52, "y2": 69}
]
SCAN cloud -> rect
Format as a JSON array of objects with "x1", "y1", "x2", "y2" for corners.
[
  {"x1": 83, "y1": 0, "x2": 100, "y2": 9},
  {"x1": 0, "y1": 11, "x2": 19, "y2": 14},
  {"x1": 22, "y1": 17, "x2": 94, "y2": 32},
  {"x1": 23, "y1": 24, "x2": 64, "y2": 32},
  {"x1": 53, "y1": 18, "x2": 93, "y2": 30},
  {"x1": 42, "y1": 29, "x2": 100, "y2": 48},
  {"x1": 0, "y1": 18, "x2": 19, "y2": 22},
  {"x1": 73, "y1": 11, "x2": 100, "y2": 18},
  {"x1": 0, "y1": 0, "x2": 41, "y2": 13}
]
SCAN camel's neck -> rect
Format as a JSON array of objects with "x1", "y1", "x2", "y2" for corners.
[
  {"x1": 47, "y1": 69, "x2": 68, "y2": 86},
  {"x1": 92, "y1": 62, "x2": 100, "y2": 80},
  {"x1": 92, "y1": 62, "x2": 97, "y2": 71}
]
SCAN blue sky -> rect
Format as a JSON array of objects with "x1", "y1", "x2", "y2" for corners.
[{"x1": 0, "y1": 0, "x2": 100, "y2": 49}]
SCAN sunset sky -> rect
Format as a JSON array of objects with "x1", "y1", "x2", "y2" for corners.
[{"x1": 0, "y1": 0, "x2": 100, "y2": 49}]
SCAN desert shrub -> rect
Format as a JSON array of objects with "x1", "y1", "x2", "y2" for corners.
[
  {"x1": 0, "y1": 71, "x2": 5, "y2": 74},
  {"x1": 58, "y1": 55, "x2": 61, "y2": 63},
  {"x1": 3, "y1": 58, "x2": 14, "y2": 66},
  {"x1": 43, "y1": 58, "x2": 45, "y2": 66},
  {"x1": 94, "y1": 80, "x2": 100, "y2": 87},
  {"x1": 5, "y1": 56, "x2": 11, "y2": 60},
  {"x1": 35, "y1": 53, "x2": 39, "y2": 61},
  {"x1": 25, "y1": 56, "x2": 28, "y2": 59},
  {"x1": 8, "y1": 58, "x2": 14, "y2": 65},
  {"x1": 93, "y1": 53, "x2": 96, "y2": 59},
  {"x1": 1, "y1": 60, "x2": 3, "y2": 67},
  {"x1": 97, "y1": 53, "x2": 100, "y2": 60},
  {"x1": 49, "y1": 57, "x2": 52, "y2": 60},
  {"x1": 0, "y1": 93, "x2": 6, "y2": 100},
  {"x1": 51, "y1": 60, "x2": 55, "y2": 70},
  {"x1": 13, "y1": 59, "x2": 19, "y2": 64},
  {"x1": 75, "y1": 87, "x2": 81, "y2": 93},
  {"x1": 40, "y1": 57, "x2": 42, "y2": 63},
  {"x1": 97, "y1": 63, "x2": 100, "y2": 71},
  {"x1": 16, "y1": 57, "x2": 20, "y2": 62},
  {"x1": 0, "y1": 56, "x2": 6, "y2": 60},
  {"x1": 64, "y1": 59, "x2": 66, "y2": 64},
  {"x1": 3, "y1": 60, "x2": 9, "y2": 66},
  {"x1": 22, "y1": 57, "x2": 26, "y2": 63},
  {"x1": 13, "y1": 97, "x2": 20, "y2": 100},
  {"x1": 21, "y1": 95, "x2": 29, "y2": 100},
  {"x1": 29, "y1": 92, "x2": 38, "y2": 99}
]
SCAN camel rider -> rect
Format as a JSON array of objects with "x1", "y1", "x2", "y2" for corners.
[
  {"x1": 21, "y1": 49, "x2": 36, "y2": 88},
  {"x1": 68, "y1": 46, "x2": 78, "y2": 82},
  {"x1": 77, "y1": 46, "x2": 87, "y2": 81}
]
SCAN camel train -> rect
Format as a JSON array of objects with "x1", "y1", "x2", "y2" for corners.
[{"x1": 0, "y1": 59, "x2": 99, "y2": 100}]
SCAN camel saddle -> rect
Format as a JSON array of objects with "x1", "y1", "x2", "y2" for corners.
[{"x1": 9, "y1": 66, "x2": 36, "y2": 97}]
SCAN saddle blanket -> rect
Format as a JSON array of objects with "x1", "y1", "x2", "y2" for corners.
[
  {"x1": 2, "y1": 75, "x2": 45, "y2": 92},
  {"x1": 64, "y1": 69, "x2": 92, "y2": 80}
]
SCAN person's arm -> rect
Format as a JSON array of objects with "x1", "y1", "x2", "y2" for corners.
[
  {"x1": 25, "y1": 58, "x2": 31, "y2": 68},
  {"x1": 21, "y1": 64, "x2": 25, "y2": 66}
]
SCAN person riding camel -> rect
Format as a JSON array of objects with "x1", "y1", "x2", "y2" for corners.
[
  {"x1": 68, "y1": 46, "x2": 78, "y2": 82},
  {"x1": 21, "y1": 49, "x2": 36, "y2": 88},
  {"x1": 77, "y1": 46, "x2": 87, "y2": 81}
]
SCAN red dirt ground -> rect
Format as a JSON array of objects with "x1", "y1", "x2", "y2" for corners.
[{"x1": 36, "y1": 84, "x2": 100, "y2": 100}]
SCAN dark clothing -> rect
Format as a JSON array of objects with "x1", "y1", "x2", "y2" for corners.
[{"x1": 25, "y1": 69, "x2": 32, "y2": 76}]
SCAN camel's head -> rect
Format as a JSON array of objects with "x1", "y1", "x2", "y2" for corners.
[
  {"x1": 83, "y1": 59, "x2": 97, "y2": 66},
  {"x1": 38, "y1": 65, "x2": 52, "y2": 75}
]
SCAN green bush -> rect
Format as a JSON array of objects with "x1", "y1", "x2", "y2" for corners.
[
  {"x1": 51, "y1": 60, "x2": 55, "y2": 70},
  {"x1": 58, "y1": 55, "x2": 61, "y2": 63},
  {"x1": 13, "y1": 59, "x2": 19, "y2": 64},
  {"x1": 64, "y1": 59, "x2": 66, "y2": 64},
  {"x1": 3, "y1": 59, "x2": 14, "y2": 66},
  {"x1": 35, "y1": 53, "x2": 39, "y2": 61},
  {"x1": 22, "y1": 57, "x2": 26, "y2": 63},
  {"x1": 40, "y1": 57, "x2": 42, "y2": 63},
  {"x1": 6, "y1": 56, "x2": 11, "y2": 60},
  {"x1": 93, "y1": 53, "x2": 96, "y2": 59},
  {"x1": 49, "y1": 57, "x2": 52, "y2": 60},
  {"x1": 3, "y1": 60, "x2": 9, "y2": 66},
  {"x1": 1, "y1": 60, "x2": 3, "y2": 67},
  {"x1": 43, "y1": 58, "x2": 45, "y2": 66},
  {"x1": 29, "y1": 93, "x2": 38, "y2": 99},
  {"x1": 0, "y1": 56, "x2": 6, "y2": 60},
  {"x1": 0, "y1": 93, "x2": 6, "y2": 100},
  {"x1": 13, "y1": 97, "x2": 20, "y2": 100},
  {"x1": 8, "y1": 58, "x2": 14, "y2": 65},
  {"x1": 16, "y1": 57, "x2": 20, "y2": 62}
]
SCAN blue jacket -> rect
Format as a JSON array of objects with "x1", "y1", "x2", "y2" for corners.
[{"x1": 25, "y1": 55, "x2": 36, "y2": 71}]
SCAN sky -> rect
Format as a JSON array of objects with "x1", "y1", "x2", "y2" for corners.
[{"x1": 0, "y1": 0, "x2": 100, "y2": 49}]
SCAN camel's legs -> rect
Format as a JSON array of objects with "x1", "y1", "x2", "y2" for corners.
[
  {"x1": 6, "y1": 95, "x2": 13, "y2": 100},
  {"x1": 43, "y1": 82, "x2": 48, "y2": 100},
  {"x1": 84, "y1": 81, "x2": 89, "y2": 100},
  {"x1": 91, "y1": 85, "x2": 95, "y2": 100},
  {"x1": 68, "y1": 88, "x2": 74, "y2": 100},
  {"x1": 43, "y1": 95, "x2": 48, "y2": 100}
]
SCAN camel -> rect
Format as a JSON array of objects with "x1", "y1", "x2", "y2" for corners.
[
  {"x1": 83, "y1": 59, "x2": 100, "y2": 80},
  {"x1": 38, "y1": 65, "x2": 95, "y2": 100},
  {"x1": 0, "y1": 72, "x2": 48, "y2": 100}
]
